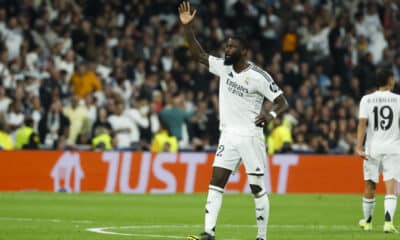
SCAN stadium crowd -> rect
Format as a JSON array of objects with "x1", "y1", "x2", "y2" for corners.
[{"x1": 0, "y1": 0, "x2": 399, "y2": 154}]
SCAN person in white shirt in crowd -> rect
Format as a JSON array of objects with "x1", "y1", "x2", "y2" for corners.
[
  {"x1": 0, "y1": 50, "x2": 11, "y2": 86},
  {"x1": 7, "y1": 100, "x2": 25, "y2": 133},
  {"x1": 0, "y1": 85, "x2": 11, "y2": 115},
  {"x1": 124, "y1": 99, "x2": 149, "y2": 148},
  {"x1": 107, "y1": 100, "x2": 133, "y2": 149},
  {"x1": 29, "y1": 95, "x2": 43, "y2": 132},
  {"x1": 1, "y1": 16, "x2": 23, "y2": 61},
  {"x1": 55, "y1": 49, "x2": 75, "y2": 82}
]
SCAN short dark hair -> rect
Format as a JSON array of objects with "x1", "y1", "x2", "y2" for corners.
[
  {"x1": 229, "y1": 34, "x2": 249, "y2": 50},
  {"x1": 24, "y1": 117, "x2": 34, "y2": 127},
  {"x1": 376, "y1": 68, "x2": 394, "y2": 87}
]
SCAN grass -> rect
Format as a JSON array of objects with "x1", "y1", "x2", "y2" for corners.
[{"x1": 0, "y1": 193, "x2": 398, "y2": 240}]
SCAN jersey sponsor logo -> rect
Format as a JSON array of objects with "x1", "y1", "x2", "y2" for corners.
[{"x1": 226, "y1": 78, "x2": 249, "y2": 97}]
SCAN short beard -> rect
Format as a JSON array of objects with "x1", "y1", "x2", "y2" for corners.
[
  {"x1": 224, "y1": 55, "x2": 240, "y2": 66},
  {"x1": 224, "y1": 58, "x2": 233, "y2": 65}
]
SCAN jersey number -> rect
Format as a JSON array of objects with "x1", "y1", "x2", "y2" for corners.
[{"x1": 372, "y1": 105, "x2": 393, "y2": 131}]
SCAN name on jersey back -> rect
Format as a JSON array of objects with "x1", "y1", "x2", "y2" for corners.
[{"x1": 367, "y1": 98, "x2": 398, "y2": 103}]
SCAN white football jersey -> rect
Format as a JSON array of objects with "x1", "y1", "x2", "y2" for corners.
[
  {"x1": 209, "y1": 55, "x2": 282, "y2": 137},
  {"x1": 359, "y1": 90, "x2": 400, "y2": 154}
]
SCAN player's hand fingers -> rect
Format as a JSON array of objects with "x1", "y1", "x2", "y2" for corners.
[
  {"x1": 255, "y1": 122, "x2": 264, "y2": 128},
  {"x1": 255, "y1": 115, "x2": 265, "y2": 123},
  {"x1": 184, "y1": 1, "x2": 189, "y2": 12},
  {"x1": 178, "y1": 4, "x2": 183, "y2": 13},
  {"x1": 255, "y1": 117, "x2": 265, "y2": 127},
  {"x1": 192, "y1": 9, "x2": 197, "y2": 17},
  {"x1": 180, "y1": 1, "x2": 186, "y2": 12},
  {"x1": 356, "y1": 150, "x2": 367, "y2": 160}
]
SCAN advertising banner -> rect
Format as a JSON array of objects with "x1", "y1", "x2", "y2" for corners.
[{"x1": 0, "y1": 151, "x2": 386, "y2": 194}]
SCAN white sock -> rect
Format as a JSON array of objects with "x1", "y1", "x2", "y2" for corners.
[
  {"x1": 254, "y1": 194, "x2": 270, "y2": 240},
  {"x1": 205, "y1": 185, "x2": 224, "y2": 236},
  {"x1": 384, "y1": 195, "x2": 397, "y2": 222},
  {"x1": 363, "y1": 197, "x2": 375, "y2": 223}
]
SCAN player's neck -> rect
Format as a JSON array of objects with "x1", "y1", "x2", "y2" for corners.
[
  {"x1": 233, "y1": 59, "x2": 250, "y2": 73},
  {"x1": 378, "y1": 86, "x2": 391, "y2": 92}
]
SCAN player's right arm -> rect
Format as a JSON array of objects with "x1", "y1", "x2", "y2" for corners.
[
  {"x1": 178, "y1": 1, "x2": 209, "y2": 67},
  {"x1": 356, "y1": 97, "x2": 368, "y2": 159}
]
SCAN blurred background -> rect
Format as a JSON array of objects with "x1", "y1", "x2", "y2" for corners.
[
  {"x1": 0, "y1": 0, "x2": 398, "y2": 154},
  {"x1": 0, "y1": 2, "x2": 398, "y2": 239}
]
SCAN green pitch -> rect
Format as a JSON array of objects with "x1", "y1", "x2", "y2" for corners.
[{"x1": 0, "y1": 193, "x2": 398, "y2": 240}]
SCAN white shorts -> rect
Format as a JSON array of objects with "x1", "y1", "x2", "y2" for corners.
[
  {"x1": 213, "y1": 132, "x2": 266, "y2": 175},
  {"x1": 364, "y1": 154, "x2": 400, "y2": 183}
]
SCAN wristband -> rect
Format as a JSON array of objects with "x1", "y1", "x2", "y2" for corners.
[{"x1": 269, "y1": 111, "x2": 277, "y2": 119}]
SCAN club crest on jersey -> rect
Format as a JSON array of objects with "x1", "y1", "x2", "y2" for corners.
[{"x1": 229, "y1": 72, "x2": 233, "y2": 78}]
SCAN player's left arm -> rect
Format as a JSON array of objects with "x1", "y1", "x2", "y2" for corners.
[
  {"x1": 254, "y1": 71, "x2": 288, "y2": 127},
  {"x1": 355, "y1": 118, "x2": 367, "y2": 159},
  {"x1": 255, "y1": 94, "x2": 288, "y2": 127},
  {"x1": 355, "y1": 97, "x2": 368, "y2": 159}
]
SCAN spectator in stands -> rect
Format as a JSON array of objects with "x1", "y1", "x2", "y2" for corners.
[
  {"x1": 29, "y1": 95, "x2": 43, "y2": 132},
  {"x1": 70, "y1": 62, "x2": 102, "y2": 98},
  {"x1": 291, "y1": 133, "x2": 311, "y2": 153},
  {"x1": 15, "y1": 117, "x2": 40, "y2": 149},
  {"x1": 91, "y1": 107, "x2": 112, "y2": 138},
  {"x1": 267, "y1": 117, "x2": 293, "y2": 155},
  {"x1": 39, "y1": 99, "x2": 70, "y2": 148},
  {"x1": 159, "y1": 92, "x2": 192, "y2": 142},
  {"x1": 124, "y1": 99, "x2": 150, "y2": 149},
  {"x1": 0, "y1": 85, "x2": 11, "y2": 114},
  {"x1": 0, "y1": 0, "x2": 398, "y2": 152},
  {"x1": 63, "y1": 95, "x2": 88, "y2": 145},
  {"x1": 392, "y1": 53, "x2": 400, "y2": 84},
  {"x1": 7, "y1": 100, "x2": 24, "y2": 132},
  {"x1": 3, "y1": 16, "x2": 23, "y2": 61},
  {"x1": 91, "y1": 127, "x2": 113, "y2": 151},
  {"x1": 151, "y1": 119, "x2": 178, "y2": 153},
  {"x1": 0, "y1": 113, "x2": 13, "y2": 150},
  {"x1": 107, "y1": 101, "x2": 133, "y2": 149}
]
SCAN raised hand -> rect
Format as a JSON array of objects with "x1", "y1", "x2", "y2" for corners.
[{"x1": 178, "y1": 1, "x2": 197, "y2": 25}]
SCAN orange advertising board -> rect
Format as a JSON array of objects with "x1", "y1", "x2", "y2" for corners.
[{"x1": 0, "y1": 151, "x2": 386, "y2": 193}]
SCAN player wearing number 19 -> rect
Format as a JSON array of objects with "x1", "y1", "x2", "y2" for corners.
[
  {"x1": 178, "y1": 2, "x2": 288, "y2": 240},
  {"x1": 356, "y1": 68, "x2": 400, "y2": 233}
]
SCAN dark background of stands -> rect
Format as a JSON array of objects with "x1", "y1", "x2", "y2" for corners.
[{"x1": 0, "y1": 0, "x2": 398, "y2": 154}]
